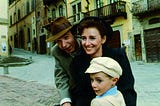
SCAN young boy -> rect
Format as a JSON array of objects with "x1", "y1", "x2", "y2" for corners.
[{"x1": 85, "y1": 57, "x2": 126, "y2": 106}]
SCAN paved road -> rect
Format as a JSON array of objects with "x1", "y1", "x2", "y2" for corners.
[
  {"x1": 0, "y1": 49, "x2": 60, "y2": 106},
  {"x1": 0, "y1": 75, "x2": 60, "y2": 106},
  {"x1": 0, "y1": 48, "x2": 56, "y2": 86},
  {"x1": 0, "y1": 48, "x2": 160, "y2": 106},
  {"x1": 131, "y1": 61, "x2": 160, "y2": 106}
]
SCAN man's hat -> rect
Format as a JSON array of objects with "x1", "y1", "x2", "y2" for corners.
[
  {"x1": 85, "y1": 57, "x2": 122, "y2": 78},
  {"x1": 43, "y1": 17, "x2": 73, "y2": 42}
]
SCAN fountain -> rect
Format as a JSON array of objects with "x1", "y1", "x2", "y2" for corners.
[{"x1": 0, "y1": 56, "x2": 32, "y2": 74}]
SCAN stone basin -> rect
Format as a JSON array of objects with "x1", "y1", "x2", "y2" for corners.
[{"x1": 0, "y1": 56, "x2": 32, "y2": 74}]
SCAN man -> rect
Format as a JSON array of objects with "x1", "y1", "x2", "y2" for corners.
[{"x1": 44, "y1": 17, "x2": 81, "y2": 106}]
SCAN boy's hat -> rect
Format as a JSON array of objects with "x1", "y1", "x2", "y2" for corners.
[
  {"x1": 85, "y1": 57, "x2": 122, "y2": 78},
  {"x1": 43, "y1": 17, "x2": 73, "y2": 42}
]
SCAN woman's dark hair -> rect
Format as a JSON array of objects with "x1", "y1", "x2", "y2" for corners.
[
  {"x1": 70, "y1": 23, "x2": 79, "y2": 36},
  {"x1": 78, "y1": 16, "x2": 113, "y2": 44}
]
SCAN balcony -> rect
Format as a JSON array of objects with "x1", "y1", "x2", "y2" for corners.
[
  {"x1": 83, "y1": 1, "x2": 127, "y2": 24},
  {"x1": 9, "y1": 0, "x2": 15, "y2": 5},
  {"x1": 132, "y1": 0, "x2": 160, "y2": 17},
  {"x1": 43, "y1": 0, "x2": 57, "y2": 5}
]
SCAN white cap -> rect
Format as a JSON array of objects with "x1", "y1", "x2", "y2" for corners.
[{"x1": 85, "y1": 57, "x2": 122, "y2": 78}]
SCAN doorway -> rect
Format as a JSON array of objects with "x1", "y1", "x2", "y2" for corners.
[
  {"x1": 39, "y1": 35, "x2": 46, "y2": 54},
  {"x1": 108, "y1": 30, "x2": 121, "y2": 48},
  {"x1": 134, "y1": 34, "x2": 142, "y2": 61}
]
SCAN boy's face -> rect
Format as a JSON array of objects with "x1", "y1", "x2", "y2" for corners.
[
  {"x1": 89, "y1": 72, "x2": 117, "y2": 96},
  {"x1": 56, "y1": 31, "x2": 77, "y2": 53}
]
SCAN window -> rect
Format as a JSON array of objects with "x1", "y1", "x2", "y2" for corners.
[
  {"x1": 37, "y1": 11, "x2": 40, "y2": 22},
  {"x1": 96, "y1": 0, "x2": 103, "y2": 8},
  {"x1": 14, "y1": 12, "x2": 16, "y2": 23},
  {"x1": 18, "y1": 9, "x2": 21, "y2": 20},
  {"x1": 10, "y1": 15, "x2": 12, "y2": 25},
  {"x1": 37, "y1": 11, "x2": 40, "y2": 17},
  {"x1": 31, "y1": 0, "x2": 35, "y2": 11},
  {"x1": 52, "y1": 8, "x2": 56, "y2": 20},
  {"x1": 59, "y1": 5, "x2": 63, "y2": 16},
  {"x1": 10, "y1": 36, "x2": 13, "y2": 41},
  {"x1": 77, "y1": 2, "x2": 81, "y2": 21},
  {"x1": 33, "y1": 29, "x2": 35, "y2": 35},
  {"x1": 71, "y1": 1, "x2": 81, "y2": 22},
  {"x1": 21, "y1": 4, "x2": 25, "y2": 18},
  {"x1": 41, "y1": 28, "x2": 44, "y2": 33},
  {"x1": 26, "y1": 1, "x2": 30, "y2": 14},
  {"x1": 72, "y1": 5, "x2": 76, "y2": 22}
]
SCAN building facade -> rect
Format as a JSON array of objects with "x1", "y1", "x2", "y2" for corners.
[
  {"x1": 132, "y1": 0, "x2": 160, "y2": 62},
  {"x1": 35, "y1": 0, "x2": 48, "y2": 54},
  {"x1": 8, "y1": 0, "x2": 48, "y2": 54},
  {"x1": 8, "y1": 0, "x2": 36, "y2": 52},
  {"x1": 8, "y1": 0, "x2": 160, "y2": 62},
  {"x1": 0, "y1": 0, "x2": 9, "y2": 56}
]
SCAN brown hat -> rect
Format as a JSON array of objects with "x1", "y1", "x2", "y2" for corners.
[
  {"x1": 43, "y1": 17, "x2": 73, "y2": 42},
  {"x1": 85, "y1": 57, "x2": 122, "y2": 78}
]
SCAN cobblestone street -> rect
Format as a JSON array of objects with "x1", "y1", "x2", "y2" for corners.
[
  {"x1": 131, "y1": 62, "x2": 160, "y2": 106},
  {"x1": 0, "y1": 49, "x2": 60, "y2": 106},
  {"x1": 0, "y1": 75, "x2": 60, "y2": 106},
  {"x1": 0, "y1": 48, "x2": 160, "y2": 106}
]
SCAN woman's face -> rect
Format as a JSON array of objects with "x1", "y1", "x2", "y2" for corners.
[{"x1": 81, "y1": 27, "x2": 106, "y2": 58}]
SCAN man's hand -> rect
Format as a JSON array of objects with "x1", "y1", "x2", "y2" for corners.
[{"x1": 62, "y1": 102, "x2": 71, "y2": 106}]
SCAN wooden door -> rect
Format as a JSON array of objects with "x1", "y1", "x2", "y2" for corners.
[{"x1": 144, "y1": 28, "x2": 160, "y2": 62}]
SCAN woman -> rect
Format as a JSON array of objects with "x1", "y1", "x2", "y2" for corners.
[{"x1": 71, "y1": 16, "x2": 137, "y2": 106}]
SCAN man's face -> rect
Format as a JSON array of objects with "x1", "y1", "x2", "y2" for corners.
[{"x1": 56, "y1": 31, "x2": 77, "y2": 53}]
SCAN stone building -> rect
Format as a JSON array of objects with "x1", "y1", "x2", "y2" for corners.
[
  {"x1": 8, "y1": 0, "x2": 36, "y2": 52},
  {"x1": 8, "y1": 0, "x2": 47, "y2": 54},
  {"x1": 0, "y1": 0, "x2": 9, "y2": 56},
  {"x1": 132, "y1": 0, "x2": 160, "y2": 62},
  {"x1": 8, "y1": 0, "x2": 160, "y2": 62}
]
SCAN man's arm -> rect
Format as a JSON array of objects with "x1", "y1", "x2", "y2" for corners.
[
  {"x1": 51, "y1": 45, "x2": 73, "y2": 105},
  {"x1": 54, "y1": 58, "x2": 72, "y2": 105}
]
